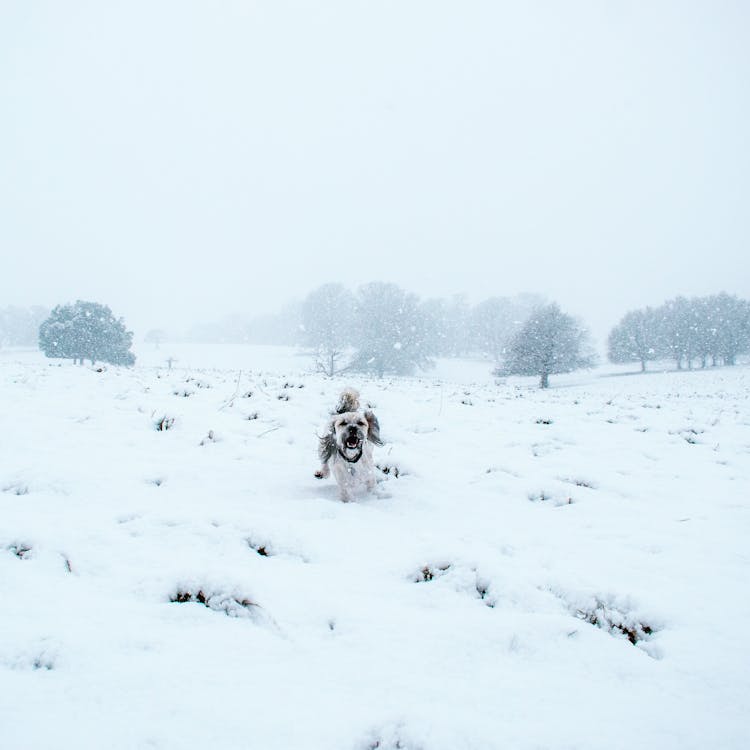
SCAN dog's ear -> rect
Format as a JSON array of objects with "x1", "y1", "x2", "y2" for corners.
[
  {"x1": 365, "y1": 410, "x2": 383, "y2": 446},
  {"x1": 319, "y1": 423, "x2": 337, "y2": 463}
]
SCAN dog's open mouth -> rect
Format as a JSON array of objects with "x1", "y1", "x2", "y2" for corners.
[{"x1": 345, "y1": 436, "x2": 362, "y2": 450}]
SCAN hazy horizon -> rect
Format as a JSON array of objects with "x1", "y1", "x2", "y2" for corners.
[{"x1": 2, "y1": 1, "x2": 749, "y2": 346}]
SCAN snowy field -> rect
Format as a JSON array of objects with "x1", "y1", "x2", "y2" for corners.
[{"x1": 2, "y1": 345, "x2": 749, "y2": 749}]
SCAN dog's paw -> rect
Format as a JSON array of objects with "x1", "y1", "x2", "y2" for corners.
[{"x1": 314, "y1": 466, "x2": 329, "y2": 479}]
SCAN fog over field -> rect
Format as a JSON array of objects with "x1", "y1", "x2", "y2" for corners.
[{"x1": 1, "y1": 1, "x2": 749, "y2": 342}]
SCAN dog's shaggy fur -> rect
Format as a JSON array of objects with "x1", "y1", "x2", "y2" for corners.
[{"x1": 315, "y1": 388, "x2": 383, "y2": 501}]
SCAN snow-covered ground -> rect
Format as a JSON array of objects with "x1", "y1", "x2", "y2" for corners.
[{"x1": 2, "y1": 346, "x2": 749, "y2": 749}]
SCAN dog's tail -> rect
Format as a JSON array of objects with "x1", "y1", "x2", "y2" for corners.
[{"x1": 335, "y1": 388, "x2": 360, "y2": 414}]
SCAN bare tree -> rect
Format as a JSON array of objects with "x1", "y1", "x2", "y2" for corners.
[
  {"x1": 301, "y1": 283, "x2": 355, "y2": 376},
  {"x1": 145, "y1": 329, "x2": 167, "y2": 350}
]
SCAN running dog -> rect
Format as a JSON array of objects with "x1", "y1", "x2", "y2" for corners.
[{"x1": 315, "y1": 388, "x2": 382, "y2": 501}]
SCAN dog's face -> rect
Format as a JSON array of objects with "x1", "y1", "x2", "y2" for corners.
[
  {"x1": 333, "y1": 411, "x2": 370, "y2": 460},
  {"x1": 319, "y1": 407, "x2": 382, "y2": 466}
]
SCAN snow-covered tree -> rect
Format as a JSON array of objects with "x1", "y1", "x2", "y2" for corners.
[
  {"x1": 659, "y1": 296, "x2": 702, "y2": 369},
  {"x1": 349, "y1": 282, "x2": 434, "y2": 377},
  {"x1": 707, "y1": 292, "x2": 750, "y2": 366},
  {"x1": 301, "y1": 283, "x2": 355, "y2": 376},
  {"x1": 503, "y1": 303, "x2": 596, "y2": 388},
  {"x1": 39, "y1": 301, "x2": 135, "y2": 366},
  {"x1": 657, "y1": 292, "x2": 750, "y2": 370},
  {"x1": 607, "y1": 307, "x2": 660, "y2": 371}
]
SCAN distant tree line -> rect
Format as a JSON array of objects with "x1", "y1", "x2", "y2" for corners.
[
  {"x1": 183, "y1": 281, "x2": 596, "y2": 385},
  {"x1": 76, "y1": 282, "x2": 744, "y2": 387},
  {"x1": 298, "y1": 282, "x2": 555, "y2": 377},
  {"x1": 608, "y1": 293, "x2": 750, "y2": 371},
  {"x1": 0, "y1": 306, "x2": 50, "y2": 347},
  {"x1": 185, "y1": 303, "x2": 302, "y2": 347},
  {"x1": 297, "y1": 282, "x2": 598, "y2": 386},
  {"x1": 183, "y1": 285, "x2": 547, "y2": 375}
]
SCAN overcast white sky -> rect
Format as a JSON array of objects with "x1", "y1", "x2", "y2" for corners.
[{"x1": 1, "y1": 1, "x2": 748, "y2": 344}]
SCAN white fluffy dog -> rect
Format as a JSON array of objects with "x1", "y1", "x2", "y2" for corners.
[{"x1": 314, "y1": 388, "x2": 382, "y2": 501}]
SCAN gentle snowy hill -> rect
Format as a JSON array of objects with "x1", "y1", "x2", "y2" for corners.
[{"x1": 1, "y1": 348, "x2": 749, "y2": 749}]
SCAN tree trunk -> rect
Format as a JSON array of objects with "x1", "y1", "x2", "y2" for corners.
[
  {"x1": 540, "y1": 371, "x2": 549, "y2": 389},
  {"x1": 640, "y1": 359, "x2": 646, "y2": 372}
]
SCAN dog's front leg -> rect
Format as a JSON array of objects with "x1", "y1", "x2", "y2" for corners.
[
  {"x1": 314, "y1": 462, "x2": 330, "y2": 479},
  {"x1": 363, "y1": 450, "x2": 376, "y2": 492}
]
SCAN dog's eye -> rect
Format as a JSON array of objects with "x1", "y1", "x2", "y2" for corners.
[{"x1": 357, "y1": 420, "x2": 366, "y2": 427}]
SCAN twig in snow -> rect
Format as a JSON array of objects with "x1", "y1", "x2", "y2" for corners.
[
  {"x1": 218, "y1": 369, "x2": 243, "y2": 411},
  {"x1": 257, "y1": 425, "x2": 281, "y2": 438}
]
